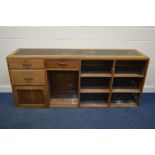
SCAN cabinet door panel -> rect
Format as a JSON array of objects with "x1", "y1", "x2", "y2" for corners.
[{"x1": 13, "y1": 86, "x2": 48, "y2": 107}]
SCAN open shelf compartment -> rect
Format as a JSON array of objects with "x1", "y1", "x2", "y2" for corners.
[
  {"x1": 80, "y1": 93, "x2": 109, "y2": 107},
  {"x1": 47, "y1": 71, "x2": 79, "y2": 107},
  {"x1": 110, "y1": 93, "x2": 139, "y2": 107},
  {"x1": 114, "y1": 60, "x2": 147, "y2": 77},
  {"x1": 81, "y1": 60, "x2": 113, "y2": 76},
  {"x1": 80, "y1": 77, "x2": 111, "y2": 93},
  {"x1": 112, "y1": 77, "x2": 143, "y2": 93}
]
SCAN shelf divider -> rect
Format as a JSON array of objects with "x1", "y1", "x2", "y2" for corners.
[{"x1": 108, "y1": 60, "x2": 116, "y2": 107}]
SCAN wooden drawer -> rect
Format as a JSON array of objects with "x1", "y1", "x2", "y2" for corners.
[
  {"x1": 8, "y1": 58, "x2": 44, "y2": 69},
  {"x1": 45, "y1": 59, "x2": 80, "y2": 70},
  {"x1": 10, "y1": 70, "x2": 46, "y2": 85}
]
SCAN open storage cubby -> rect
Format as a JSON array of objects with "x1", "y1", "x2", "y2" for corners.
[
  {"x1": 81, "y1": 77, "x2": 111, "y2": 92},
  {"x1": 110, "y1": 93, "x2": 140, "y2": 107},
  {"x1": 112, "y1": 77, "x2": 143, "y2": 93},
  {"x1": 115, "y1": 60, "x2": 147, "y2": 77},
  {"x1": 81, "y1": 60, "x2": 113, "y2": 77},
  {"x1": 47, "y1": 71, "x2": 79, "y2": 107},
  {"x1": 80, "y1": 93, "x2": 109, "y2": 107}
]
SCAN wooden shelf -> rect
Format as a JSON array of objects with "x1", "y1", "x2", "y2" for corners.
[
  {"x1": 110, "y1": 103, "x2": 137, "y2": 108},
  {"x1": 50, "y1": 98, "x2": 79, "y2": 107},
  {"x1": 80, "y1": 102, "x2": 108, "y2": 107},
  {"x1": 81, "y1": 72, "x2": 112, "y2": 77},
  {"x1": 112, "y1": 88, "x2": 140, "y2": 93},
  {"x1": 80, "y1": 87, "x2": 110, "y2": 93},
  {"x1": 114, "y1": 73, "x2": 144, "y2": 77}
]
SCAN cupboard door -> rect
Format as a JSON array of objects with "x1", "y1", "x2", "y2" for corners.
[{"x1": 13, "y1": 86, "x2": 48, "y2": 107}]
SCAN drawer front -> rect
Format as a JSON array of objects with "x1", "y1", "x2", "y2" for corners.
[
  {"x1": 10, "y1": 70, "x2": 46, "y2": 85},
  {"x1": 46, "y1": 59, "x2": 80, "y2": 70},
  {"x1": 8, "y1": 58, "x2": 44, "y2": 69}
]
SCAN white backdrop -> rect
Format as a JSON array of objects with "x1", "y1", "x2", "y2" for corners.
[{"x1": 0, "y1": 26, "x2": 155, "y2": 92}]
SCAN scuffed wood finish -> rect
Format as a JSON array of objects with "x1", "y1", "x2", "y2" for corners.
[
  {"x1": 7, "y1": 48, "x2": 149, "y2": 108},
  {"x1": 50, "y1": 98, "x2": 78, "y2": 107}
]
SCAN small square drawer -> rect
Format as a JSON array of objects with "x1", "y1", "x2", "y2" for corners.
[
  {"x1": 45, "y1": 59, "x2": 80, "y2": 70},
  {"x1": 7, "y1": 58, "x2": 44, "y2": 69},
  {"x1": 10, "y1": 70, "x2": 46, "y2": 85}
]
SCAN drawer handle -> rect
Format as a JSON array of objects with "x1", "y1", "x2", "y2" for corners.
[
  {"x1": 22, "y1": 63, "x2": 32, "y2": 67},
  {"x1": 24, "y1": 77, "x2": 33, "y2": 81},
  {"x1": 56, "y1": 62, "x2": 67, "y2": 65}
]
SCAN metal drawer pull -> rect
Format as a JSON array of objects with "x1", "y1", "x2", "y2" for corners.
[
  {"x1": 56, "y1": 62, "x2": 67, "y2": 65},
  {"x1": 22, "y1": 63, "x2": 32, "y2": 67},
  {"x1": 24, "y1": 77, "x2": 33, "y2": 81}
]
